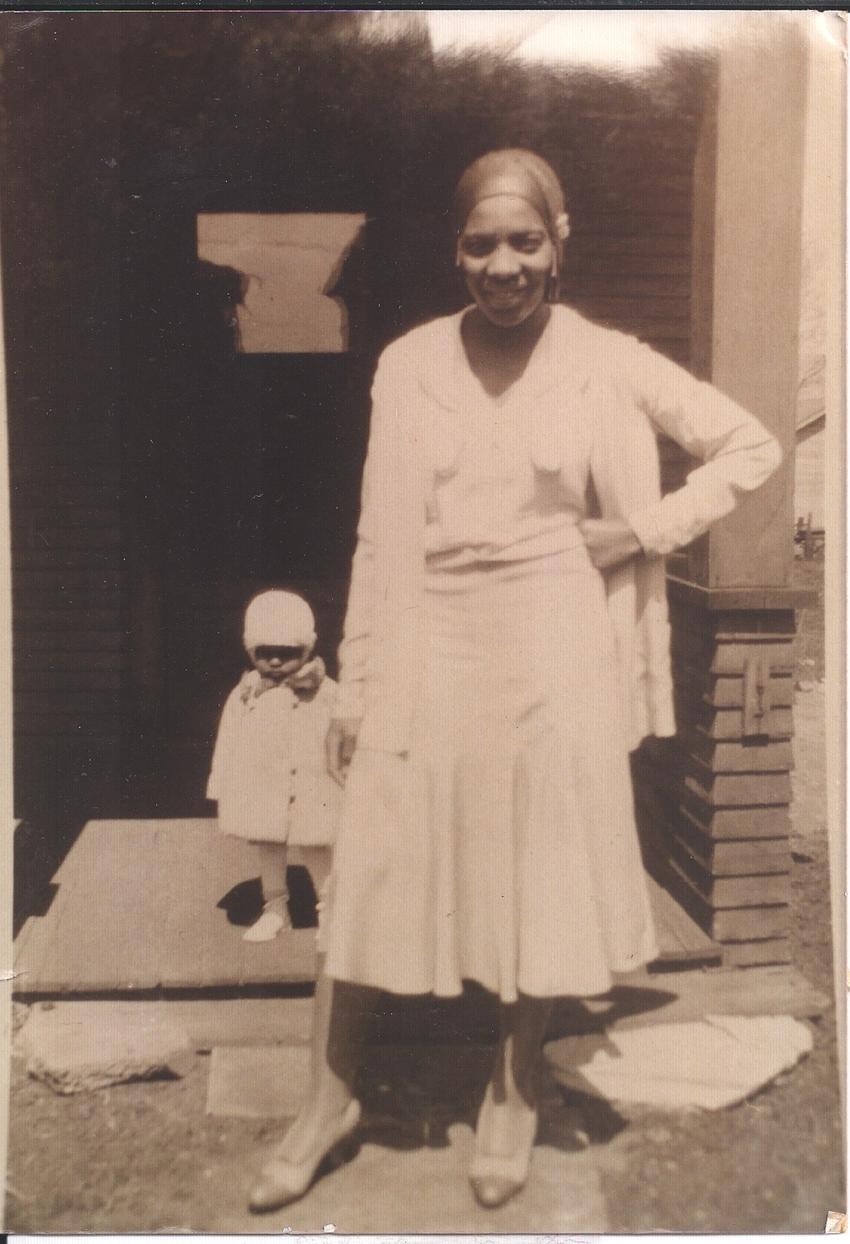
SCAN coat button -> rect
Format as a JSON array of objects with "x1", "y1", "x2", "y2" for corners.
[{"x1": 289, "y1": 794, "x2": 296, "y2": 804}]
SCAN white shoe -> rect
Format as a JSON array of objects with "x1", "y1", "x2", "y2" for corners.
[{"x1": 243, "y1": 904, "x2": 291, "y2": 942}]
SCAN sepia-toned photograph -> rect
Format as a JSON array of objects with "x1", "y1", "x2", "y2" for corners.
[{"x1": 1, "y1": 8, "x2": 845, "y2": 1233}]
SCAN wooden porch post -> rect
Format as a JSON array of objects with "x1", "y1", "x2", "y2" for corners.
[{"x1": 637, "y1": 19, "x2": 816, "y2": 966}]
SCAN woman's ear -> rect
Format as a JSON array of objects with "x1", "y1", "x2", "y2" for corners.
[{"x1": 555, "y1": 211, "x2": 571, "y2": 242}]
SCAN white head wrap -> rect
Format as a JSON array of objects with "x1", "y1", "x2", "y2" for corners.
[{"x1": 243, "y1": 590, "x2": 316, "y2": 652}]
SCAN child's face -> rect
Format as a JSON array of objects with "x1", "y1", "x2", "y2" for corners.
[{"x1": 252, "y1": 645, "x2": 307, "y2": 682}]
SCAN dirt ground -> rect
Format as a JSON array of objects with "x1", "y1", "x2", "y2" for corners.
[{"x1": 5, "y1": 558, "x2": 843, "y2": 1233}]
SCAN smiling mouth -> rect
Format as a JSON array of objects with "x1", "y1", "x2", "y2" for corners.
[{"x1": 485, "y1": 289, "x2": 525, "y2": 305}]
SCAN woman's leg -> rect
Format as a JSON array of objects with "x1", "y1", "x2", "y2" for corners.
[
  {"x1": 278, "y1": 956, "x2": 377, "y2": 1160},
  {"x1": 481, "y1": 993, "x2": 552, "y2": 1155},
  {"x1": 468, "y1": 992, "x2": 552, "y2": 1208},
  {"x1": 249, "y1": 958, "x2": 376, "y2": 1211}
]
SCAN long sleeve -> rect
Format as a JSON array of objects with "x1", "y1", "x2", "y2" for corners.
[
  {"x1": 624, "y1": 342, "x2": 783, "y2": 557},
  {"x1": 333, "y1": 355, "x2": 394, "y2": 720}
]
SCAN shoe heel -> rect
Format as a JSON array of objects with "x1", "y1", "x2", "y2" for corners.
[{"x1": 322, "y1": 1132, "x2": 360, "y2": 1175}]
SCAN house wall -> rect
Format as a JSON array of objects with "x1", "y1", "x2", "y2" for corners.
[
  {"x1": 3, "y1": 18, "x2": 123, "y2": 825},
  {"x1": 4, "y1": 14, "x2": 710, "y2": 823}
]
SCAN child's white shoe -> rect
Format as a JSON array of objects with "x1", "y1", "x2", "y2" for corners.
[{"x1": 243, "y1": 900, "x2": 291, "y2": 942}]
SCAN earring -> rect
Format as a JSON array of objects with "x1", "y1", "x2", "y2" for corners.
[{"x1": 545, "y1": 261, "x2": 560, "y2": 304}]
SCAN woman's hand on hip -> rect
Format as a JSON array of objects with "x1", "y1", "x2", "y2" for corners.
[
  {"x1": 579, "y1": 518, "x2": 642, "y2": 571},
  {"x1": 326, "y1": 717, "x2": 361, "y2": 787}
]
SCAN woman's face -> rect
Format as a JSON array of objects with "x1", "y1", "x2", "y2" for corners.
[{"x1": 458, "y1": 195, "x2": 555, "y2": 329}]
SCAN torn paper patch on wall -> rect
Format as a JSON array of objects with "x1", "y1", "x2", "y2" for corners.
[{"x1": 197, "y1": 213, "x2": 366, "y2": 353}]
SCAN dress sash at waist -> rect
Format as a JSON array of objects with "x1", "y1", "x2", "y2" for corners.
[{"x1": 425, "y1": 537, "x2": 593, "y2": 595}]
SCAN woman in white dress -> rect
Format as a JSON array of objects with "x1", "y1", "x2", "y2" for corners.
[{"x1": 248, "y1": 149, "x2": 782, "y2": 1212}]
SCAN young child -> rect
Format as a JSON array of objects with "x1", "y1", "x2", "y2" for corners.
[{"x1": 207, "y1": 590, "x2": 341, "y2": 942}]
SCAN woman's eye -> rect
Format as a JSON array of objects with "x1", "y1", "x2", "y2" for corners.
[
  {"x1": 511, "y1": 233, "x2": 545, "y2": 253},
  {"x1": 460, "y1": 236, "x2": 495, "y2": 259}
]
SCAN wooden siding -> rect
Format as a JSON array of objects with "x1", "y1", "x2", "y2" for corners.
[
  {"x1": 3, "y1": 18, "x2": 123, "y2": 819},
  {"x1": 635, "y1": 593, "x2": 801, "y2": 967}
]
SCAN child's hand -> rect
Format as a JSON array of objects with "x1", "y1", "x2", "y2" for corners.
[{"x1": 326, "y1": 717, "x2": 361, "y2": 786}]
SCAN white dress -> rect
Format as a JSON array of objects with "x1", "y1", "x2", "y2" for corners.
[{"x1": 325, "y1": 307, "x2": 782, "y2": 1002}]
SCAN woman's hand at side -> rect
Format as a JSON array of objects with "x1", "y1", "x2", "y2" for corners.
[
  {"x1": 326, "y1": 717, "x2": 361, "y2": 787},
  {"x1": 579, "y1": 518, "x2": 643, "y2": 571}
]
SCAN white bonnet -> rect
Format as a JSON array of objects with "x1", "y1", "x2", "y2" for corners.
[{"x1": 243, "y1": 590, "x2": 316, "y2": 652}]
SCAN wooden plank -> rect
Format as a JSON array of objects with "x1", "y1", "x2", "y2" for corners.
[
  {"x1": 576, "y1": 316, "x2": 689, "y2": 341},
  {"x1": 37, "y1": 823, "x2": 122, "y2": 992},
  {"x1": 159, "y1": 820, "x2": 233, "y2": 990},
  {"x1": 713, "y1": 906, "x2": 790, "y2": 941},
  {"x1": 14, "y1": 915, "x2": 65, "y2": 995},
  {"x1": 15, "y1": 718, "x2": 120, "y2": 738},
  {"x1": 15, "y1": 505, "x2": 122, "y2": 530},
  {"x1": 712, "y1": 643, "x2": 795, "y2": 675},
  {"x1": 12, "y1": 548, "x2": 122, "y2": 570},
  {"x1": 712, "y1": 873, "x2": 790, "y2": 908},
  {"x1": 706, "y1": 674, "x2": 794, "y2": 710},
  {"x1": 720, "y1": 939, "x2": 791, "y2": 967},
  {"x1": 670, "y1": 609, "x2": 796, "y2": 639},
  {"x1": 674, "y1": 698, "x2": 794, "y2": 740},
  {"x1": 13, "y1": 914, "x2": 43, "y2": 973},
  {"x1": 12, "y1": 527, "x2": 120, "y2": 550},
  {"x1": 666, "y1": 578, "x2": 815, "y2": 611},
  {"x1": 573, "y1": 294, "x2": 690, "y2": 321},
  {"x1": 714, "y1": 709, "x2": 793, "y2": 741},
  {"x1": 16, "y1": 671, "x2": 124, "y2": 693},
  {"x1": 671, "y1": 836, "x2": 790, "y2": 904},
  {"x1": 16, "y1": 628, "x2": 124, "y2": 652},
  {"x1": 574, "y1": 213, "x2": 691, "y2": 238},
  {"x1": 14, "y1": 609, "x2": 122, "y2": 632},
  {"x1": 115, "y1": 823, "x2": 169, "y2": 991},
  {"x1": 14, "y1": 567, "x2": 125, "y2": 591},
  {"x1": 562, "y1": 964, "x2": 827, "y2": 1030},
  {"x1": 564, "y1": 253, "x2": 691, "y2": 278},
  {"x1": 711, "y1": 841, "x2": 791, "y2": 873},
  {"x1": 565, "y1": 273, "x2": 690, "y2": 299},
  {"x1": 673, "y1": 627, "x2": 761, "y2": 662},
  {"x1": 677, "y1": 811, "x2": 791, "y2": 875},
  {"x1": 16, "y1": 695, "x2": 120, "y2": 718},
  {"x1": 681, "y1": 780, "x2": 792, "y2": 834},
  {"x1": 15, "y1": 650, "x2": 125, "y2": 672},
  {"x1": 14, "y1": 827, "x2": 97, "y2": 993},
  {"x1": 688, "y1": 768, "x2": 793, "y2": 807},
  {"x1": 18, "y1": 485, "x2": 120, "y2": 508},
  {"x1": 685, "y1": 734, "x2": 793, "y2": 774}
]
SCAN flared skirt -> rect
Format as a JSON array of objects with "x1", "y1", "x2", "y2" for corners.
[{"x1": 325, "y1": 546, "x2": 658, "y2": 1001}]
